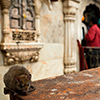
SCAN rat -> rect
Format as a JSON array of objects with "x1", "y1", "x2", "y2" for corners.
[{"x1": 3, "y1": 65, "x2": 35, "y2": 95}]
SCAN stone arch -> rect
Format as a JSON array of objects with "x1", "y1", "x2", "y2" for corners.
[
  {"x1": 77, "y1": 1, "x2": 100, "y2": 42},
  {"x1": 80, "y1": 1, "x2": 100, "y2": 21}
]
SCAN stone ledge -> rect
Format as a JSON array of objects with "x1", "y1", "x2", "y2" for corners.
[
  {"x1": 12, "y1": 67, "x2": 100, "y2": 100},
  {"x1": 0, "y1": 43, "x2": 44, "y2": 50}
]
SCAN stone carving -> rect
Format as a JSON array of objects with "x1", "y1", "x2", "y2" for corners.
[
  {"x1": 0, "y1": 0, "x2": 44, "y2": 65},
  {"x1": 4, "y1": 51, "x2": 40, "y2": 65},
  {"x1": 30, "y1": 52, "x2": 40, "y2": 62},
  {"x1": 63, "y1": 7, "x2": 77, "y2": 16},
  {"x1": 0, "y1": 43, "x2": 44, "y2": 65},
  {"x1": 12, "y1": 31, "x2": 36, "y2": 41}
]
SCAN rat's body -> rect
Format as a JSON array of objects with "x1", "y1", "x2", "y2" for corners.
[{"x1": 4, "y1": 66, "x2": 33, "y2": 95}]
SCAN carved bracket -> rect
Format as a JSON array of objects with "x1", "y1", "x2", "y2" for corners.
[{"x1": 0, "y1": 43, "x2": 44, "y2": 65}]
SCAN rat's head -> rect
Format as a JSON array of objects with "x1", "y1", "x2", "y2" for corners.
[{"x1": 15, "y1": 74, "x2": 31, "y2": 95}]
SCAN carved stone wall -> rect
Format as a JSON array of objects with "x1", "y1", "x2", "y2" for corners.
[
  {"x1": 0, "y1": 0, "x2": 45, "y2": 65},
  {"x1": 2, "y1": 0, "x2": 99, "y2": 100}
]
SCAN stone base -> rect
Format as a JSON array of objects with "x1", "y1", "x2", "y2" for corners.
[{"x1": 64, "y1": 64, "x2": 77, "y2": 74}]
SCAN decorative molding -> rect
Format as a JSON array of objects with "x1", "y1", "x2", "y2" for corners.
[
  {"x1": 62, "y1": 0, "x2": 80, "y2": 11},
  {"x1": 63, "y1": 7, "x2": 77, "y2": 16},
  {"x1": 12, "y1": 31, "x2": 36, "y2": 41},
  {"x1": 0, "y1": 42, "x2": 44, "y2": 65},
  {"x1": 0, "y1": 43, "x2": 44, "y2": 50}
]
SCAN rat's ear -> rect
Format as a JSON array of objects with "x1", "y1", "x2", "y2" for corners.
[{"x1": 27, "y1": 74, "x2": 31, "y2": 80}]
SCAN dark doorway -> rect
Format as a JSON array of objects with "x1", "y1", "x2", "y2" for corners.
[
  {"x1": 81, "y1": 4, "x2": 100, "y2": 69},
  {"x1": 81, "y1": 4, "x2": 100, "y2": 46}
]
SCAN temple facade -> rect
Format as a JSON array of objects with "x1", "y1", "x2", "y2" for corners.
[{"x1": 0, "y1": 0, "x2": 100, "y2": 100}]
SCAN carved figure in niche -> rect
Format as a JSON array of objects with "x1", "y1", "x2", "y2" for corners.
[{"x1": 4, "y1": 66, "x2": 35, "y2": 95}]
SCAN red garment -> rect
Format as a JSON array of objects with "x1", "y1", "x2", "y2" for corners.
[{"x1": 85, "y1": 24, "x2": 100, "y2": 47}]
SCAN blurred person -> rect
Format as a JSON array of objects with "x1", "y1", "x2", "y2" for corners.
[
  {"x1": 85, "y1": 17, "x2": 100, "y2": 47},
  {"x1": 81, "y1": 16, "x2": 88, "y2": 46}
]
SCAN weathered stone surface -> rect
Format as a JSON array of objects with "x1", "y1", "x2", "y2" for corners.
[
  {"x1": 25, "y1": 59, "x2": 64, "y2": 81},
  {"x1": 0, "y1": 67, "x2": 9, "y2": 100},
  {"x1": 39, "y1": 43, "x2": 64, "y2": 61},
  {"x1": 13, "y1": 67, "x2": 100, "y2": 100},
  {"x1": 40, "y1": 1, "x2": 64, "y2": 43}
]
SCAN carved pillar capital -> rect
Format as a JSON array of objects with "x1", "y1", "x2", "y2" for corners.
[
  {"x1": 63, "y1": 6, "x2": 76, "y2": 16},
  {"x1": 62, "y1": 0, "x2": 80, "y2": 14},
  {"x1": 64, "y1": 7, "x2": 77, "y2": 22},
  {"x1": 62, "y1": 0, "x2": 79, "y2": 22}
]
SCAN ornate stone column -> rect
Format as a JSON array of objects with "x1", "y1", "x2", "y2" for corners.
[
  {"x1": 62, "y1": 0, "x2": 80, "y2": 73},
  {"x1": 1, "y1": 0, "x2": 11, "y2": 42}
]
